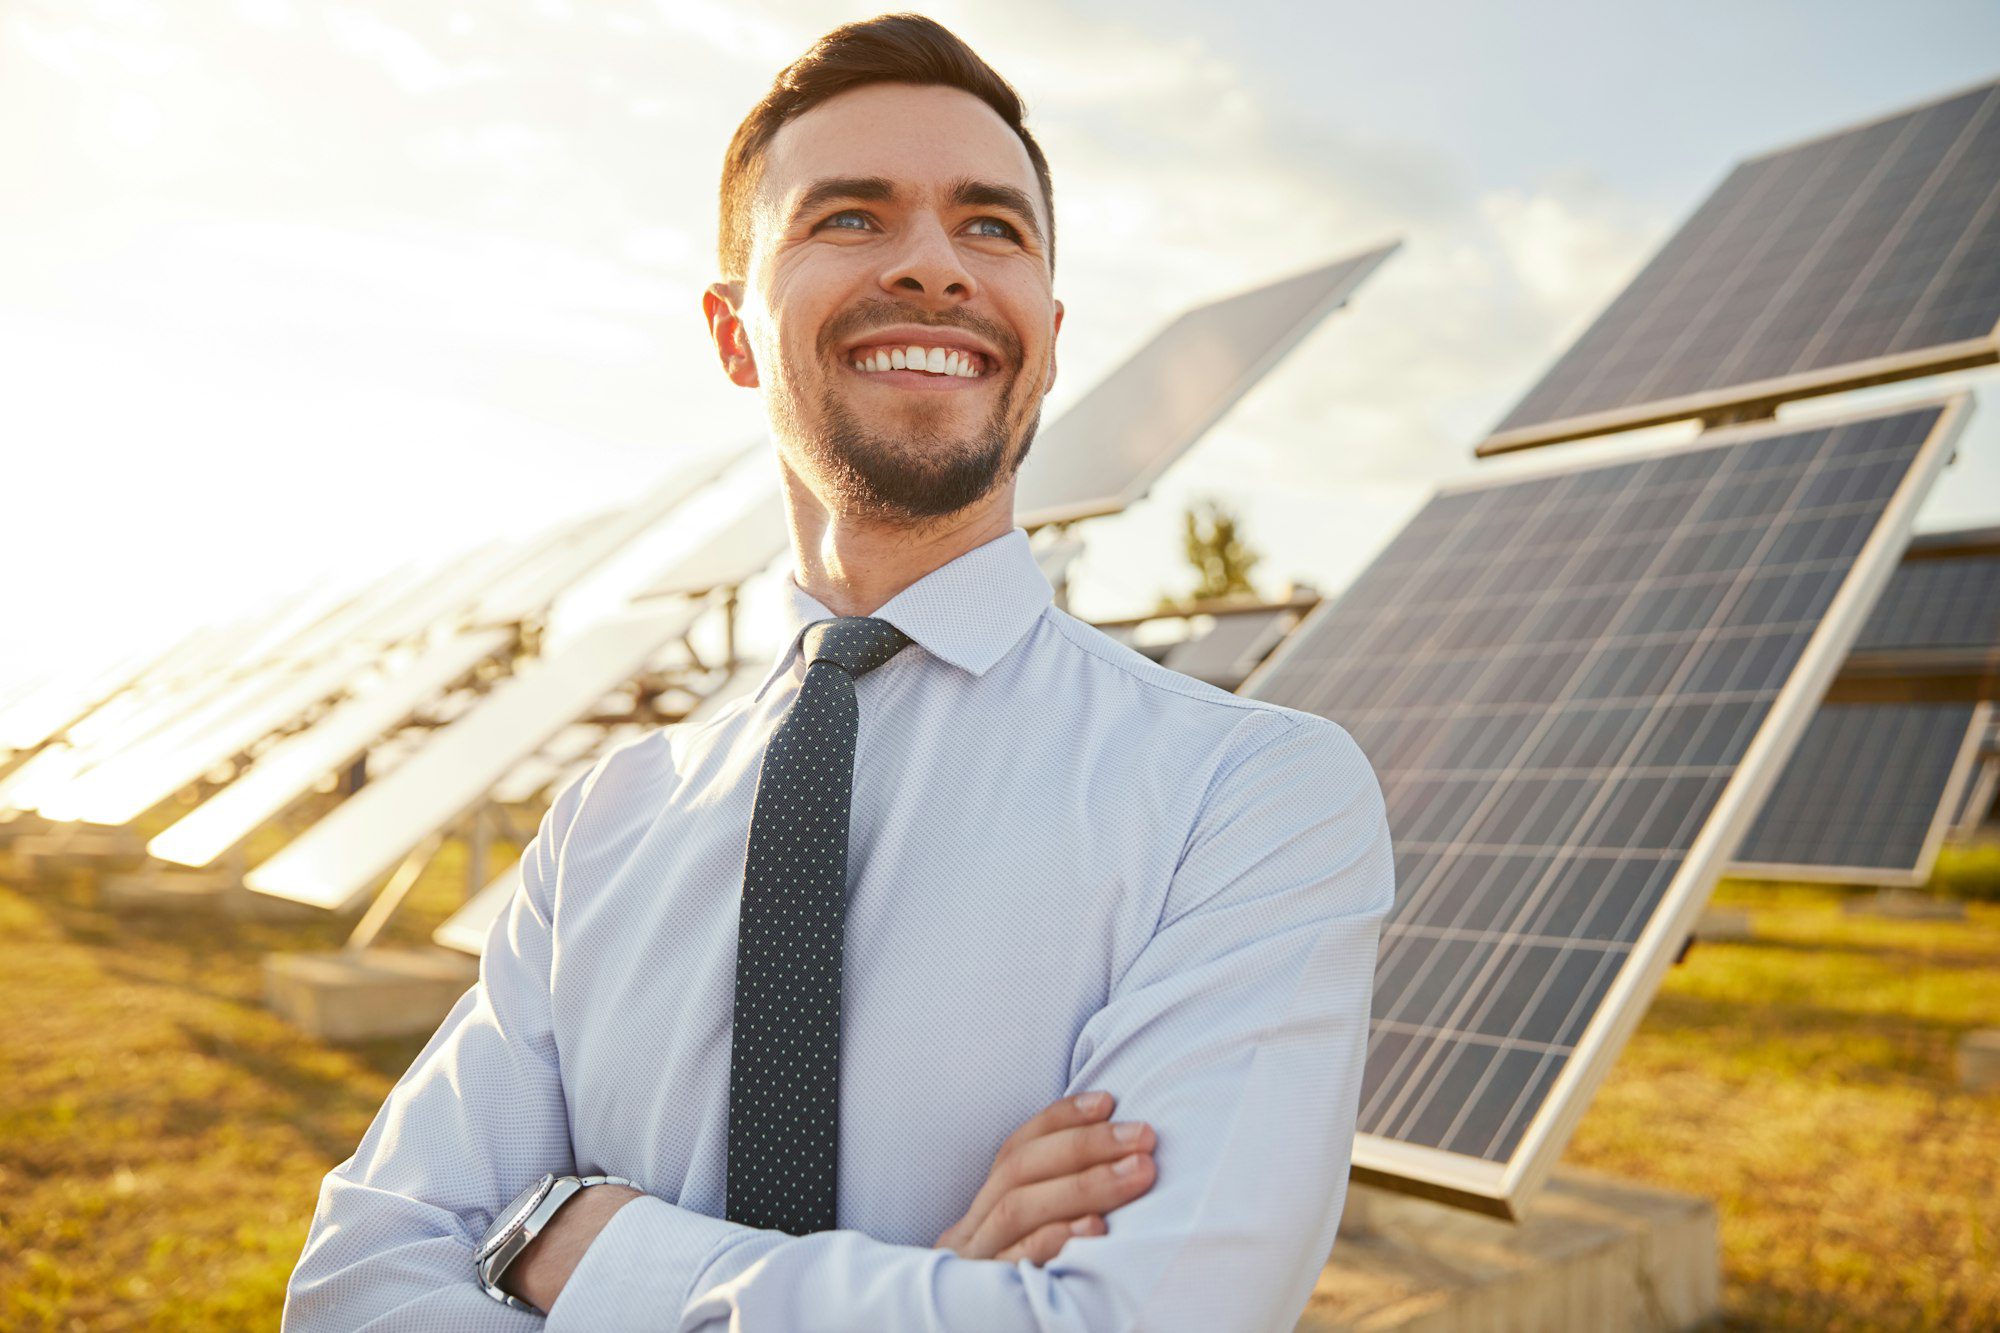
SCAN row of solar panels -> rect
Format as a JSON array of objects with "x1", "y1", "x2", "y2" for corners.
[
  {"x1": 0, "y1": 242, "x2": 1399, "y2": 909},
  {"x1": 6, "y1": 74, "x2": 2000, "y2": 1226}
]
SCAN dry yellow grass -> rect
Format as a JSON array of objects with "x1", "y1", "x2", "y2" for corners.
[{"x1": 0, "y1": 841, "x2": 1995, "y2": 1328}]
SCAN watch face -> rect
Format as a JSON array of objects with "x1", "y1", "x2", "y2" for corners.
[{"x1": 475, "y1": 1174, "x2": 555, "y2": 1264}]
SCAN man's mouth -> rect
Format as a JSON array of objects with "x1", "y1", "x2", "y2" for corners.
[{"x1": 845, "y1": 342, "x2": 993, "y2": 380}]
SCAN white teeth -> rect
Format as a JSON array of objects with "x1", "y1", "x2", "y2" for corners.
[{"x1": 851, "y1": 345, "x2": 986, "y2": 376}]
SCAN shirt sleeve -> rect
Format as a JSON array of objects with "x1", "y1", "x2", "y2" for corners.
[
  {"x1": 281, "y1": 772, "x2": 594, "y2": 1331},
  {"x1": 549, "y1": 712, "x2": 1396, "y2": 1333}
]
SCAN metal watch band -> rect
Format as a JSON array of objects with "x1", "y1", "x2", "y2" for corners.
[{"x1": 477, "y1": 1173, "x2": 635, "y2": 1315}]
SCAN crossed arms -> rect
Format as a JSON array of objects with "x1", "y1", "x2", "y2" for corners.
[{"x1": 281, "y1": 714, "x2": 1394, "y2": 1332}]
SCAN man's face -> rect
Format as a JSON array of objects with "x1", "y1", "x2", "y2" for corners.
[{"x1": 724, "y1": 82, "x2": 1062, "y2": 523}]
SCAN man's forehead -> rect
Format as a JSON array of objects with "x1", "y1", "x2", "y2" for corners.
[{"x1": 761, "y1": 83, "x2": 1041, "y2": 215}]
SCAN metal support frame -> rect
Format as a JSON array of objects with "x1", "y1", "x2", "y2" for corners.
[{"x1": 344, "y1": 831, "x2": 445, "y2": 952}]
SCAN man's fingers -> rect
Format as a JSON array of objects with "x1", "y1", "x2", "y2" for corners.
[
  {"x1": 954, "y1": 1092, "x2": 1117, "y2": 1249},
  {"x1": 995, "y1": 1214, "x2": 1104, "y2": 1266},
  {"x1": 996, "y1": 1091, "x2": 1115, "y2": 1165},
  {"x1": 967, "y1": 1152, "x2": 1156, "y2": 1258},
  {"x1": 1001, "y1": 1120, "x2": 1155, "y2": 1194}
]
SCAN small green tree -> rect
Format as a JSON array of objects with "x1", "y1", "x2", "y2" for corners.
[{"x1": 1154, "y1": 498, "x2": 1262, "y2": 612}]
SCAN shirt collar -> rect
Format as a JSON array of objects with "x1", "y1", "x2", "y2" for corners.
[{"x1": 752, "y1": 526, "x2": 1053, "y2": 703}]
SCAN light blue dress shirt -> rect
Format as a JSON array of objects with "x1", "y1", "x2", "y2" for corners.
[{"x1": 284, "y1": 525, "x2": 1395, "y2": 1332}]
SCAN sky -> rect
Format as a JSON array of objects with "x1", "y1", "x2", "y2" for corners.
[{"x1": 3, "y1": 0, "x2": 1998, "y2": 696}]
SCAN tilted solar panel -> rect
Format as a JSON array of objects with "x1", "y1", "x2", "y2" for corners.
[
  {"x1": 1730, "y1": 701, "x2": 1991, "y2": 885},
  {"x1": 1159, "y1": 607, "x2": 1300, "y2": 691},
  {"x1": 1481, "y1": 80, "x2": 2000, "y2": 455},
  {"x1": 1849, "y1": 549, "x2": 2000, "y2": 654},
  {"x1": 1014, "y1": 242, "x2": 1398, "y2": 526},
  {"x1": 1239, "y1": 397, "x2": 1964, "y2": 1214}
]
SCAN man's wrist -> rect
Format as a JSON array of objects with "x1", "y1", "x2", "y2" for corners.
[{"x1": 505, "y1": 1182, "x2": 644, "y2": 1313}]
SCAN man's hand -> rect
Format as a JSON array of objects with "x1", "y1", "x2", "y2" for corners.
[{"x1": 934, "y1": 1090, "x2": 1157, "y2": 1266}]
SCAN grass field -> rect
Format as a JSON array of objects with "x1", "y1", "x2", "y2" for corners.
[{"x1": 1, "y1": 840, "x2": 1996, "y2": 1329}]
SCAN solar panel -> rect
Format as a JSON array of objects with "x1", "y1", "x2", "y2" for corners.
[
  {"x1": 1848, "y1": 547, "x2": 2000, "y2": 655},
  {"x1": 145, "y1": 630, "x2": 513, "y2": 869},
  {"x1": 1480, "y1": 80, "x2": 2000, "y2": 456},
  {"x1": 433, "y1": 861, "x2": 521, "y2": 956},
  {"x1": 1237, "y1": 396, "x2": 1963, "y2": 1215},
  {"x1": 634, "y1": 491, "x2": 790, "y2": 603},
  {"x1": 245, "y1": 605, "x2": 703, "y2": 912},
  {"x1": 1729, "y1": 701, "x2": 1991, "y2": 885},
  {"x1": 469, "y1": 449, "x2": 744, "y2": 627},
  {"x1": 1014, "y1": 242, "x2": 1399, "y2": 526},
  {"x1": 1159, "y1": 606, "x2": 1302, "y2": 691},
  {"x1": 489, "y1": 722, "x2": 638, "y2": 806},
  {"x1": 47, "y1": 653, "x2": 375, "y2": 827}
]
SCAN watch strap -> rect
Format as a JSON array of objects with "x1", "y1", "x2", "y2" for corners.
[{"x1": 478, "y1": 1174, "x2": 635, "y2": 1314}]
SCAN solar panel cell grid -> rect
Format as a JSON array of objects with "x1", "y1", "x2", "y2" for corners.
[
  {"x1": 1731, "y1": 702, "x2": 1986, "y2": 881},
  {"x1": 1241, "y1": 399, "x2": 1958, "y2": 1209},
  {"x1": 1484, "y1": 82, "x2": 2000, "y2": 453},
  {"x1": 1851, "y1": 553, "x2": 2000, "y2": 652}
]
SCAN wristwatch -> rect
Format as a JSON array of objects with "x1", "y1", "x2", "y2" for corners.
[{"x1": 474, "y1": 1172, "x2": 634, "y2": 1314}]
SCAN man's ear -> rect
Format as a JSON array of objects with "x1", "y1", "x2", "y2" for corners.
[
  {"x1": 1042, "y1": 298, "x2": 1064, "y2": 396},
  {"x1": 704, "y1": 281, "x2": 759, "y2": 389}
]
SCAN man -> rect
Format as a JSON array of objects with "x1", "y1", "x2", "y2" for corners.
[{"x1": 284, "y1": 13, "x2": 1393, "y2": 1331}]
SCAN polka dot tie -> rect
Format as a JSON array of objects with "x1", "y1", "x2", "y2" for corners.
[{"x1": 725, "y1": 615, "x2": 913, "y2": 1235}]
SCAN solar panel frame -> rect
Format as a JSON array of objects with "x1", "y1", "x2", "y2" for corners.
[
  {"x1": 1239, "y1": 394, "x2": 1966, "y2": 1215},
  {"x1": 1728, "y1": 701, "x2": 1993, "y2": 886},
  {"x1": 1953, "y1": 751, "x2": 2000, "y2": 837},
  {"x1": 1478, "y1": 80, "x2": 2000, "y2": 457}
]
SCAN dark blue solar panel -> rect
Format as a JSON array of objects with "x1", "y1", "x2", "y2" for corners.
[
  {"x1": 1487, "y1": 82, "x2": 2000, "y2": 451},
  {"x1": 1242, "y1": 403, "x2": 1945, "y2": 1181}
]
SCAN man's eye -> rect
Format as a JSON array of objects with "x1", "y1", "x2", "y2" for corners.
[
  {"x1": 822, "y1": 210, "x2": 873, "y2": 230},
  {"x1": 968, "y1": 217, "x2": 1021, "y2": 241}
]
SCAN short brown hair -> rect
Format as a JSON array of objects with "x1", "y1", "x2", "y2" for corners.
[{"x1": 717, "y1": 14, "x2": 1055, "y2": 282}]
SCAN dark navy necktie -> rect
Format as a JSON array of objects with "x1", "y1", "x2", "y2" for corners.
[{"x1": 725, "y1": 615, "x2": 912, "y2": 1235}]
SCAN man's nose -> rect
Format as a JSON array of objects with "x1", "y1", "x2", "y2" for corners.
[{"x1": 878, "y1": 215, "x2": 976, "y2": 302}]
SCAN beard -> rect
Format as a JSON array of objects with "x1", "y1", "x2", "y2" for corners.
[{"x1": 772, "y1": 302, "x2": 1043, "y2": 525}]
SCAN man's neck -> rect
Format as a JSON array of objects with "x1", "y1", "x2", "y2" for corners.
[{"x1": 779, "y1": 462, "x2": 1017, "y2": 618}]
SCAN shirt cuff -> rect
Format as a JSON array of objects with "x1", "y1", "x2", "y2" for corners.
[{"x1": 544, "y1": 1194, "x2": 745, "y2": 1332}]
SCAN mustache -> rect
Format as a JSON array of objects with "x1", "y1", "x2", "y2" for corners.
[{"x1": 818, "y1": 299, "x2": 1021, "y2": 367}]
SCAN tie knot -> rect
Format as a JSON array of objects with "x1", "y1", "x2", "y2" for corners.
[{"x1": 801, "y1": 616, "x2": 912, "y2": 680}]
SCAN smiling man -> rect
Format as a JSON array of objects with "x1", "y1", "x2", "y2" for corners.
[{"x1": 283, "y1": 14, "x2": 1393, "y2": 1332}]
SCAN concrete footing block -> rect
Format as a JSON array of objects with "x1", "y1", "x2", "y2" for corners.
[
  {"x1": 99, "y1": 871, "x2": 327, "y2": 921},
  {"x1": 8, "y1": 830, "x2": 143, "y2": 883},
  {"x1": 1300, "y1": 1169, "x2": 1719, "y2": 1332},
  {"x1": 1693, "y1": 906, "x2": 1752, "y2": 942},
  {"x1": 1844, "y1": 888, "x2": 1967, "y2": 921},
  {"x1": 1958, "y1": 1029, "x2": 2000, "y2": 1093},
  {"x1": 265, "y1": 947, "x2": 480, "y2": 1043}
]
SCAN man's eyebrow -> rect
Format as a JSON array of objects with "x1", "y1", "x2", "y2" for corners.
[
  {"x1": 789, "y1": 176, "x2": 897, "y2": 226},
  {"x1": 946, "y1": 177, "x2": 1044, "y2": 247},
  {"x1": 787, "y1": 174, "x2": 1045, "y2": 247}
]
